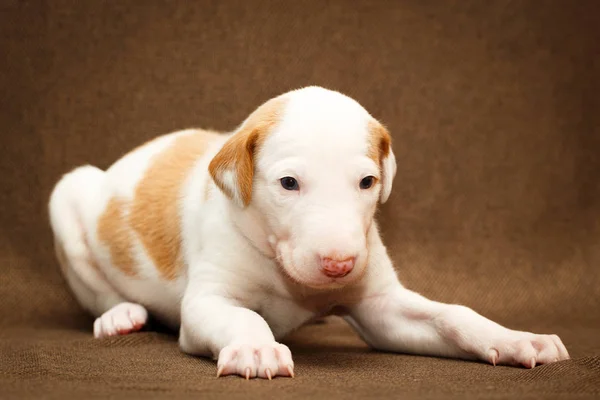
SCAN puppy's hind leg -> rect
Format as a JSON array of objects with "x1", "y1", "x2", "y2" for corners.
[{"x1": 49, "y1": 165, "x2": 148, "y2": 337}]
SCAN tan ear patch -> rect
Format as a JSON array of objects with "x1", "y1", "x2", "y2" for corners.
[
  {"x1": 209, "y1": 96, "x2": 287, "y2": 206},
  {"x1": 97, "y1": 197, "x2": 137, "y2": 277},
  {"x1": 367, "y1": 119, "x2": 392, "y2": 169}
]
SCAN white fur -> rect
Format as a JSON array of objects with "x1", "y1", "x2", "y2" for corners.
[{"x1": 49, "y1": 86, "x2": 569, "y2": 379}]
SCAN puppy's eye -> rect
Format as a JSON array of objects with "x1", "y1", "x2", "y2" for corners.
[
  {"x1": 359, "y1": 176, "x2": 375, "y2": 190},
  {"x1": 280, "y1": 177, "x2": 299, "y2": 191}
]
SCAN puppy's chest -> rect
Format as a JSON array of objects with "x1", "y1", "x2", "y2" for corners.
[{"x1": 249, "y1": 290, "x2": 343, "y2": 338}]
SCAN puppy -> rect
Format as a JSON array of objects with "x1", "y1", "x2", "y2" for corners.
[{"x1": 49, "y1": 86, "x2": 569, "y2": 379}]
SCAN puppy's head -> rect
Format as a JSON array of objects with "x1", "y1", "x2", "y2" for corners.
[{"x1": 209, "y1": 87, "x2": 396, "y2": 289}]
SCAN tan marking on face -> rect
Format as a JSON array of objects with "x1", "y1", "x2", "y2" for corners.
[
  {"x1": 367, "y1": 119, "x2": 392, "y2": 169},
  {"x1": 129, "y1": 130, "x2": 220, "y2": 280},
  {"x1": 97, "y1": 197, "x2": 137, "y2": 277},
  {"x1": 209, "y1": 96, "x2": 288, "y2": 206}
]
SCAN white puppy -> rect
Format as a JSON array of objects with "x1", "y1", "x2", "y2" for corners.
[{"x1": 49, "y1": 86, "x2": 569, "y2": 379}]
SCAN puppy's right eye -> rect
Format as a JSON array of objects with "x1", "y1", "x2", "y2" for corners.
[{"x1": 280, "y1": 177, "x2": 299, "y2": 191}]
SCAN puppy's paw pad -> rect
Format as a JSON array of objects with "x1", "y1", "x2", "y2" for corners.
[
  {"x1": 94, "y1": 302, "x2": 148, "y2": 339},
  {"x1": 217, "y1": 342, "x2": 294, "y2": 379},
  {"x1": 488, "y1": 333, "x2": 569, "y2": 367}
]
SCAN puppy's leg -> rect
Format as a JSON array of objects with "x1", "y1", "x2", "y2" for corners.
[
  {"x1": 93, "y1": 302, "x2": 148, "y2": 338},
  {"x1": 179, "y1": 292, "x2": 294, "y2": 380},
  {"x1": 50, "y1": 166, "x2": 148, "y2": 337},
  {"x1": 345, "y1": 284, "x2": 569, "y2": 367},
  {"x1": 56, "y1": 237, "x2": 149, "y2": 338}
]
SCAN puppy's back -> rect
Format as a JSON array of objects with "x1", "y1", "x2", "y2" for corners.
[{"x1": 91, "y1": 129, "x2": 225, "y2": 282}]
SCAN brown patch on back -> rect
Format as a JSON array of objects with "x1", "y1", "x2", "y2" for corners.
[
  {"x1": 97, "y1": 197, "x2": 137, "y2": 276},
  {"x1": 367, "y1": 119, "x2": 392, "y2": 169},
  {"x1": 209, "y1": 96, "x2": 287, "y2": 206},
  {"x1": 128, "y1": 131, "x2": 219, "y2": 280},
  {"x1": 97, "y1": 130, "x2": 219, "y2": 280}
]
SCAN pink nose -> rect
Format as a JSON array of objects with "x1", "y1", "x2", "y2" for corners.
[{"x1": 321, "y1": 257, "x2": 355, "y2": 278}]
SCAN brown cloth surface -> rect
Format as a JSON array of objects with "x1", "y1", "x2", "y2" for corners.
[{"x1": 1, "y1": 1, "x2": 599, "y2": 399}]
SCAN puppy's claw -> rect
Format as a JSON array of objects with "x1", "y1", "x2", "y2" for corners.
[
  {"x1": 530, "y1": 357, "x2": 536, "y2": 369},
  {"x1": 245, "y1": 367, "x2": 251, "y2": 380},
  {"x1": 287, "y1": 364, "x2": 295, "y2": 378},
  {"x1": 488, "y1": 349, "x2": 499, "y2": 367},
  {"x1": 216, "y1": 365, "x2": 224, "y2": 378},
  {"x1": 266, "y1": 368, "x2": 272, "y2": 380}
]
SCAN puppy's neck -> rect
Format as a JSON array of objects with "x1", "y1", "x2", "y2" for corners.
[{"x1": 226, "y1": 201, "x2": 277, "y2": 260}]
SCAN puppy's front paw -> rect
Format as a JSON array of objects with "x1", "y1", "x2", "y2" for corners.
[
  {"x1": 217, "y1": 342, "x2": 294, "y2": 379},
  {"x1": 486, "y1": 333, "x2": 569, "y2": 368}
]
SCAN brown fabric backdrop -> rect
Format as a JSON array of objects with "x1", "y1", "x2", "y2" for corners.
[{"x1": 1, "y1": 1, "x2": 599, "y2": 398}]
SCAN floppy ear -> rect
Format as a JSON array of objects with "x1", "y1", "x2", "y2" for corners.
[
  {"x1": 380, "y1": 145, "x2": 397, "y2": 203},
  {"x1": 368, "y1": 120, "x2": 397, "y2": 204},
  {"x1": 209, "y1": 97, "x2": 286, "y2": 207}
]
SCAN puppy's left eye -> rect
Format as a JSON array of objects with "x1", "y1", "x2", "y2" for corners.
[{"x1": 359, "y1": 176, "x2": 376, "y2": 190}]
